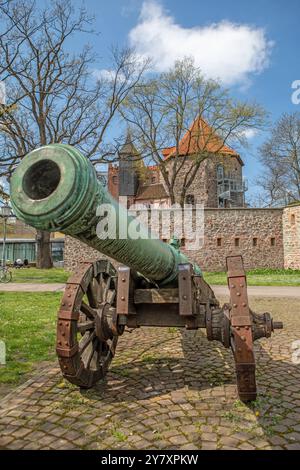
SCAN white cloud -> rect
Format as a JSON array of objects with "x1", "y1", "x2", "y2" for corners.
[
  {"x1": 128, "y1": 1, "x2": 273, "y2": 86},
  {"x1": 92, "y1": 68, "x2": 128, "y2": 86},
  {"x1": 240, "y1": 129, "x2": 259, "y2": 139}
]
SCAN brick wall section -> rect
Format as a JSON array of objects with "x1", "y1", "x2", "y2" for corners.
[
  {"x1": 282, "y1": 205, "x2": 300, "y2": 269},
  {"x1": 64, "y1": 207, "x2": 286, "y2": 272}
]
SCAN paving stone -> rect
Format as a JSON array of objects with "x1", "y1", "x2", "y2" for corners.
[
  {"x1": 12, "y1": 427, "x2": 32, "y2": 438},
  {"x1": 238, "y1": 442, "x2": 256, "y2": 450},
  {"x1": 201, "y1": 441, "x2": 218, "y2": 450},
  {"x1": 169, "y1": 435, "x2": 189, "y2": 445},
  {"x1": 201, "y1": 432, "x2": 218, "y2": 442}
]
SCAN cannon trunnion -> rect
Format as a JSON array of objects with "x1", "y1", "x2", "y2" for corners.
[{"x1": 10, "y1": 144, "x2": 283, "y2": 402}]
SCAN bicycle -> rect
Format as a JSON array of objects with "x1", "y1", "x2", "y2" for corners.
[{"x1": 0, "y1": 266, "x2": 12, "y2": 283}]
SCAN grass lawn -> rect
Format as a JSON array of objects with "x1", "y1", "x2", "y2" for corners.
[
  {"x1": 9, "y1": 267, "x2": 69, "y2": 283},
  {"x1": 203, "y1": 268, "x2": 300, "y2": 286},
  {"x1": 0, "y1": 292, "x2": 61, "y2": 386}
]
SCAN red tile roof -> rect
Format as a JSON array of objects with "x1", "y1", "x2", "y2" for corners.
[{"x1": 163, "y1": 117, "x2": 243, "y2": 165}]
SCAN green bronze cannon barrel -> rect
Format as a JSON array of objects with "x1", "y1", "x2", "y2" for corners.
[{"x1": 10, "y1": 144, "x2": 201, "y2": 285}]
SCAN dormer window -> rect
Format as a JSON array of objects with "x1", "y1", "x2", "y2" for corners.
[{"x1": 151, "y1": 176, "x2": 156, "y2": 184}]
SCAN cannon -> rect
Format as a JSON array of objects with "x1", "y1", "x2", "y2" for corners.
[{"x1": 10, "y1": 144, "x2": 283, "y2": 402}]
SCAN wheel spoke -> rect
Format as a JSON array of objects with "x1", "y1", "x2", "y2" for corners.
[
  {"x1": 102, "y1": 275, "x2": 111, "y2": 302},
  {"x1": 85, "y1": 338, "x2": 98, "y2": 369},
  {"x1": 79, "y1": 330, "x2": 96, "y2": 353},
  {"x1": 107, "y1": 289, "x2": 116, "y2": 305},
  {"x1": 81, "y1": 301, "x2": 96, "y2": 319},
  {"x1": 87, "y1": 278, "x2": 100, "y2": 308},
  {"x1": 77, "y1": 320, "x2": 95, "y2": 333}
]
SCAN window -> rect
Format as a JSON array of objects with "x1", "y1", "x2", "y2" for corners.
[
  {"x1": 186, "y1": 194, "x2": 195, "y2": 205},
  {"x1": 235, "y1": 238, "x2": 240, "y2": 247},
  {"x1": 151, "y1": 176, "x2": 156, "y2": 184},
  {"x1": 181, "y1": 238, "x2": 186, "y2": 247},
  {"x1": 291, "y1": 214, "x2": 296, "y2": 225},
  {"x1": 271, "y1": 237, "x2": 275, "y2": 247},
  {"x1": 217, "y1": 164, "x2": 224, "y2": 180},
  {"x1": 217, "y1": 238, "x2": 222, "y2": 247},
  {"x1": 253, "y1": 238, "x2": 258, "y2": 247},
  {"x1": 112, "y1": 176, "x2": 118, "y2": 184}
]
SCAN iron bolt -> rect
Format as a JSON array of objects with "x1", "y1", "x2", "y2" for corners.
[
  {"x1": 236, "y1": 292, "x2": 241, "y2": 296},
  {"x1": 241, "y1": 336, "x2": 246, "y2": 341},
  {"x1": 121, "y1": 296, "x2": 125, "y2": 301},
  {"x1": 121, "y1": 278, "x2": 125, "y2": 282},
  {"x1": 236, "y1": 326, "x2": 240, "y2": 330},
  {"x1": 233, "y1": 303, "x2": 237, "y2": 308},
  {"x1": 242, "y1": 302, "x2": 246, "y2": 307},
  {"x1": 182, "y1": 295, "x2": 187, "y2": 300},
  {"x1": 240, "y1": 284, "x2": 244, "y2": 288}
]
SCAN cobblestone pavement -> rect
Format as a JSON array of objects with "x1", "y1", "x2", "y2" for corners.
[{"x1": 0, "y1": 297, "x2": 299, "y2": 450}]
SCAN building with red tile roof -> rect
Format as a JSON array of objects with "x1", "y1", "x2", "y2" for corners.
[{"x1": 107, "y1": 118, "x2": 247, "y2": 208}]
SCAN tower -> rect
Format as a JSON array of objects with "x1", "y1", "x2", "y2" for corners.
[{"x1": 118, "y1": 131, "x2": 140, "y2": 197}]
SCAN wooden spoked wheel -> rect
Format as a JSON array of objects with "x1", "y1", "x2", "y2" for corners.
[
  {"x1": 56, "y1": 260, "x2": 122, "y2": 388},
  {"x1": 226, "y1": 256, "x2": 257, "y2": 402}
]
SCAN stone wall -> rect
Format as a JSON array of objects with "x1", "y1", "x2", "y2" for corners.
[
  {"x1": 282, "y1": 204, "x2": 300, "y2": 269},
  {"x1": 64, "y1": 236, "x2": 111, "y2": 272},
  {"x1": 183, "y1": 208, "x2": 284, "y2": 271},
  {"x1": 64, "y1": 207, "x2": 288, "y2": 272}
]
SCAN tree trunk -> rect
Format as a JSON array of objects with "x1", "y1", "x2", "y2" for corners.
[{"x1": 36, "y1": 230, "x2": 53, "y2": 269}]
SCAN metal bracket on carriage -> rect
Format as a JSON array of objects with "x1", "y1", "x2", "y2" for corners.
[
  {"x1": 116, "y1": 265, "x2": 136, "y2": 326},
  {"x1": 226, "y1": 255, "x2": 257, "y2": 401},
  {"x1": 178, "y1": 263, "x2": 199, "y2": 330}
]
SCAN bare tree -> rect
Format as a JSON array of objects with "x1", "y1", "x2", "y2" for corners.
[
  {"x1": 121, "y1": 58, "x2": 266, "y2": 206},
  {"x1": 257, "y1": 112, "x2": 300, "y2": 206},
  {"x1": 0, "y1": 182, "x2": 9, "y2": 201},
  {"x1": 0, "y1": 0, "x2": 148, "y2": 267}
]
